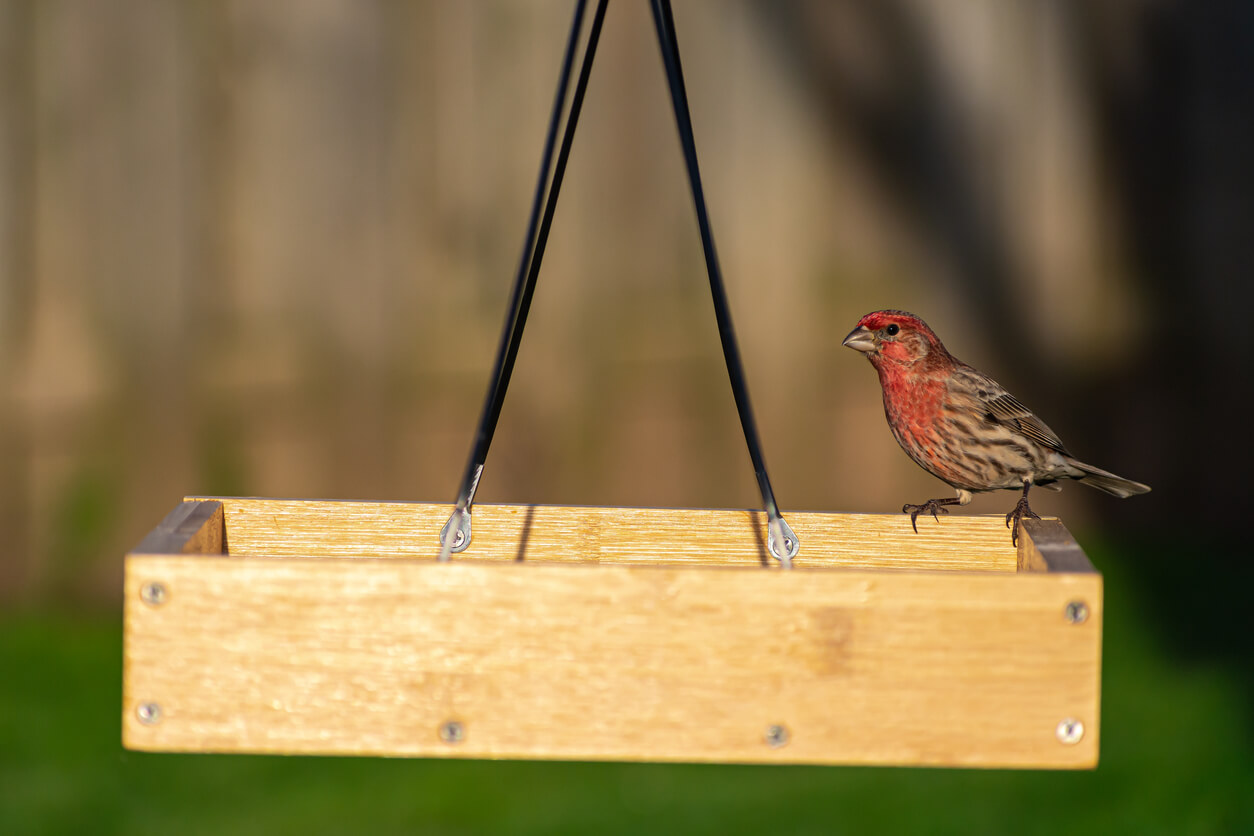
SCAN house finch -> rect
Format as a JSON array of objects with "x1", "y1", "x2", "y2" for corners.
[{"x1": 842, "y1": 310, "x2": 1150, "y2": 544}]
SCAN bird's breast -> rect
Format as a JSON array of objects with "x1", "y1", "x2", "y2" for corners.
[
  {"x1": 881, "y1": 374, "x2": 946, "y2": 444},
  {"x1": 877, "y1": 372, "x2": 978, "y2": 485}
]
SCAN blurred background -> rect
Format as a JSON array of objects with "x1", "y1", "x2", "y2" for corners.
[{"x1": 1, "y1": 0, "x2": 1251, "y2": 833}]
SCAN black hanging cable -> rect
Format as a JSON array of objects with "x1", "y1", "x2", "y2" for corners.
[
  {"x1": 441, "y1": 0, "x2": 796, "y2": 566},
  {"x1": 648, "y1": 0, "x2": 797, "y2": 564},
  {"x1": 440, "y1": 0, "x2": 608, "y2": 559}
]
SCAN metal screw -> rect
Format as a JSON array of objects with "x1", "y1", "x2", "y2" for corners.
[
  {"x1": 1055, "y1": 717, "x2": 1084, "y2": 745},
  {"x1": 140, "y1": 582, "x2": 168, "y2": 606},
  {"x1": 439, "y1": 720, "x2": 465, "y2": 744},
  {"x1": 765, "y1": 724, "x2": 790, "y2": 748},
  {"x1": 1064, "y1": 600, "x2": 1089, "y2": 624},
  {"x1": 136, "y1": 702, "x2": 163, "y2": 725}
]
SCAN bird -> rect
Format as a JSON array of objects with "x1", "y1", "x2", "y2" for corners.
[{"x1": 841, "y1": 310, "x2": 1150, "y2": 545}]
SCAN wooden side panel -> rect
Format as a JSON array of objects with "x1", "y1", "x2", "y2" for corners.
[
  {"x1": 123, "y1": 555, "x2": 1101, "y2": 768},
  {"x1": 132, "y1": 501, "x2": 225, "y2": 555},
  {"x1": 1019, "y1": 518, "x2": 1096, "y2": 573},
  {"x1": 192, "y1": 497, "x2": 1021, "y2": 573}
]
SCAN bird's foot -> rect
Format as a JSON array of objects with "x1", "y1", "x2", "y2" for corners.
[
  {"x1": 1004, "y1": 497, "x2": 1041, "y2": 546},
  {"x1": 902, "y1": 499, "x2": 951, "y2": 534}
]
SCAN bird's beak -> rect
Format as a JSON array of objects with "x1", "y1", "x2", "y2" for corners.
[{"x1": 842, "y1": 325, "x2": 877, "y2": 354}]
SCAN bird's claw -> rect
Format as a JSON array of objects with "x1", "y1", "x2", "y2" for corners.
[
  {"x1": 1004, "y1": 497, "x2": 1041, "y2": 546},
  {"x1": 903, "y1": 500, "x2": 950, "y2": 534}
]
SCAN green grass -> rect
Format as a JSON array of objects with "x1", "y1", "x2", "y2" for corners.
[{"x1": 2, "y1": 542, "x2": 1251, "y2": 835}]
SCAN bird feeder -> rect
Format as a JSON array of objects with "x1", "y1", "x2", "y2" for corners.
[
  {"x1": 122, "y1": 497, "x2": 1100, "y2": 768},
  {"x1": 122, "y1": 1, "x2": 1102, "y2": 770}
]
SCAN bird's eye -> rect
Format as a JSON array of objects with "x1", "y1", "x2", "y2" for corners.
[{"x1": 884, "y1": 323, "x2": 900, "y2": 337}]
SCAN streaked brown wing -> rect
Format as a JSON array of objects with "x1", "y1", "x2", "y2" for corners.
[{"x1": 981, "y1": 390, "x2": 1069, "y2": 454}]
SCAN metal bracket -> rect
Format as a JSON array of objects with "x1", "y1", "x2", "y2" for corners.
[
  {"x1": 767, "y1": 516, "x2": 799, "y2": 569},
  {"x1": 438, "y1": 464, "x2": 483, "y2": 561},
  {"x1": 438, "y1": 507, "x2": 473, "y2": 561}
]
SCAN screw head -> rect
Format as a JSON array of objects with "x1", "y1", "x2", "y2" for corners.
[
  {"x1": 439, "y1": 720, "x2": 465, "y2": 744},
  {"x1": 1055, "y1": 717, "x2": 1084, "y2": 745},
  {"x1": 136, "y1": 702, "x2": 163, "y2": 725},
  {"x1": 140, "y1": 582, "x2": 167, "y2": 606},
  {"x1": 765, "y1": 724, "x2": 790, "y2": 748},
  {"x1": 1064, "y1": 600, "x2": 1089, "y2": 624}
]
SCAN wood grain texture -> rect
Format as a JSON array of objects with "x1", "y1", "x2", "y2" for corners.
[
  {"x1": 123, "y1": 499, "x2": 1101, "y2": 767},
  {"x1": 187, "y1": 497, "x2": 1022, "y2": 572}
]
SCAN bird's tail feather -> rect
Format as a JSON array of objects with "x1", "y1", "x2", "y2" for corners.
[{"x1": 1069, "y1": 459, "x2": 1151, "y2": 498}]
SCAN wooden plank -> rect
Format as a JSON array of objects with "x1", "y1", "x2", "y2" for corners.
[
  {"x1": 122, "y1": 554, "x2": 1100, "y2": 768},
  {"x1": 188, "y1": 497, "x2": 1021, "y2": 573},
  {"x1": 133, "y1": 501, "x2": 225, "y2": 555},
  {"x1": 1019, "y1": 518, "x2": 1096, "y2": 573}
]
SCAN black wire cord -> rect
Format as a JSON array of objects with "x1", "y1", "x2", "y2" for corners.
[
  {"x1": 439, "y1": 0, "x2": 607, "y2": 560},
  {"x1": 474, "y1": 0, "x2": 610, "y2": 473},
  {"x1": 441, "y1": 0, "x2": 797, "y2": 565},
  {"x1": 648, "y1": 0, "x2": 797, "y2": 563}
]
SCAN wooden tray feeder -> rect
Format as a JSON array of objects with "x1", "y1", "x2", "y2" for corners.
[
  {"x1": 122, "y1": 497, "x2": 1101, "y2": 769},
  {"x1": 122, "y1": 2, "x2": 1103, "y2": 772}
]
